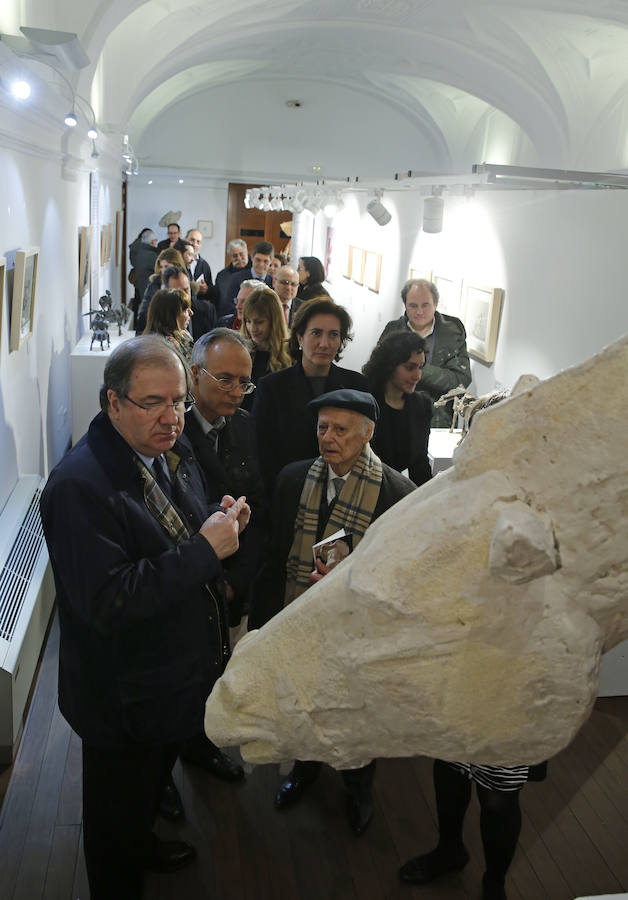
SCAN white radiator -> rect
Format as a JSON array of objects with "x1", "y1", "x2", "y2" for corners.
[{"x1": 0, "y1": 475, "x2": 55, "y2": 763}]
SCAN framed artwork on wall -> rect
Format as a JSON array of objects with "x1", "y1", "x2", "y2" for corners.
[
  {"x1": 100, "y1": 225, "x2": 107, "y2": 266},
  {"x1": 79, "y1": 226, "x2": 92, "y2": 295},
  {"x1": 351, "y1": 246, "x2": 365, "y2": 285},
  {"x1": 433, "y1": 273, "x2": 462, "y2": 318},
  {"x1": 364, "y1": 251, "x2": 382, "y2": 293},
  {"x1": 0, "y1": 257, "x2": 5, "y2": 351},
  {"x1": 198, "y1": 219, "x2": 214, "y2": 238},
  {"x1": 462, "y1": 283, "x2": 504, "y2": 363},
  {"x1": 115, "y1": 211, "x2": 121, "y2": 266},
  {"x1": 10, "y1": 248, "x2": 39, "y2": 352},
  {"x1": 106, "y1": 224, "x2": 113, "y2": 263},
  {"x1": 409, "y1": 266, "x2": 432, "y2": 282}
]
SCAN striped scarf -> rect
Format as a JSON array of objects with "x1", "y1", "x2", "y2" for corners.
[
  {"x1": 133, "y1": 450, "x2": 190, "y2": 544},
  {"x1": 284, "y1": 445, "x2": 382, "y2": 606}
]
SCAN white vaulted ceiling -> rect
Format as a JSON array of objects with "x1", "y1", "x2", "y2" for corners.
[{"x1": 5, "y1": 0, "x2": 628, "y2": 178}]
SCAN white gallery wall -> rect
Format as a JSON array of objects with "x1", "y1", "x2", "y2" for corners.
[
  {"x1": 300, "y1": 188, "x2": 628, "y2": 390},
  {"x1": 0, "y1": 112, "x2": 122, "y2": 514},
  {"x1": 127, "y1": 174, "x2": 229, "y2": 280}
]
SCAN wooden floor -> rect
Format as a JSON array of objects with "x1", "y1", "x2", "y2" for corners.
[{"x1": 1, "y1": 616, "x2": 628, "y2": 900}]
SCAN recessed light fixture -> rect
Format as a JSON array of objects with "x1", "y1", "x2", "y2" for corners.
[
  {"x1": 11, "y1": 80, "x2": 31, "y2": 100},
  {"x1": 286, "y1": 99, "x2": 302, "y2": 108},
  {"x1": 64, "y1": 111, "x2": 78, "y2": 127},
  {"x1": 178, "y1": 178, "x2": 184, "y2": 184},
  {"x1": 148, "y1": 179, "x2": 153, "y2": 185},
  {"x1": 312, "y1": 165, "x2": 321, "y2": 172}
]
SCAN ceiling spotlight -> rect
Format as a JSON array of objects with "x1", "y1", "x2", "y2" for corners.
[
  {"x1": 148, "y1": 180, "x2": 153, "y2": 185},
  {"x1": 87, "y1": 127, "x2": 98, "y2": 139},
  {"x1": 286, "y1": 99, "x2": 302, "y2": 108},
  {"x1": 64, "y1": 111, "x2": 78, "y2": 127},
  {"x1": 367, "y1": 190, "x2": 391, "y2": 226},
  {"x1": 11, "y1": 80, "x2": 31, "y2": 100},
  {"x1": 178, "y1": 178, "x2": 184, "y2": 184}
]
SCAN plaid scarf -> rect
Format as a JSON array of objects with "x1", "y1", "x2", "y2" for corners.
[
  {"x1": 284, "y1": 445, "x2": 382, "y2": 606},
  {"x1": 133, "y1": 450, "x2": 190, "y2": 544}
]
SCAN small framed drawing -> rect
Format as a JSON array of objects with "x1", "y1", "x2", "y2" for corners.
[
  {"x1": 0, "y1": 257, "x2": 6, "y2": 350},
  {"x1": 79, "y1": 226, "x2": 92, "y2": 295},
  {"x1": 197, "y1": 219, "x2": 214, "y2": 239},
  {"x1": 433, "y1": 273, "x2": 462, "y2": 318},
  {"x1": 409, "y1": 267, "x2": 432, "y2": 282},
  {"x1": 351, "y1": 246, "x2": 365, "y2": 285},
  {"x1": 462, "y1": 283, "x2": 504, "y2": 363},
  {"x1": 115, "y1": 211, "x2": 121, "y2": 266},
  {"x1": 107, "y1": 224, "x2": 113, "y2": 262},
  {"x1": 100, "y1": 225, "x2": 107, "y2": 266},
  {"x1": 364, "y1": 251, "x2": 382, "y2": 293},
  {"x1": 10, "y1": 248, "x2": 39, "y2": 351}
]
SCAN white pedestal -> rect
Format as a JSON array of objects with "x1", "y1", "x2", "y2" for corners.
[
  {"x1": 428, "y1": 428, "x2": 463, "y2": 475},
  {"x1": 70, "y1": 326, "x2": 135, "y2": 445}
]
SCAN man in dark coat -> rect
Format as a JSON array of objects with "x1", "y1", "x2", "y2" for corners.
[
  {"x1": 134, "y1": 230, "x2": 159, "y2": 306},
  {"x1": 156, "y1": 222, "x2": 181, "y2": 251},
  {"x1": 40, "y1": 336, "x2": 249, "y2": 900},
  {"x1": 251, "y1": 389, "x2": 415, "y2": 836},
  {"x1": 214, "y1": 238, "x2": 250, "y2": 315},
  {"x1": 379, "y1": 278, "x2": 471, "y2": 427},
  {"x1": 187, "y1": 328, "x2": 264, "y2": 630},
  {"x1": 185, "y1": 228, "x2": 216, "y2": 306},
  {"x1": 220, "y1": 239, "x2": 274, "y2": 317}
]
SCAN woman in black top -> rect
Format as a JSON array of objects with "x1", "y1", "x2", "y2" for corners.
[
  {"x1": 362, "y1": 331, "x2": 432, "y2": 486},
  {"x1": 240, "y1": 287, "x2": 291, "y2": 410},
  {"x1": 295, "y1": 256, "x2": 330, "y2": 304}
]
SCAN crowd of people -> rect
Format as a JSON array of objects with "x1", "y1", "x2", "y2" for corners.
[{"x1": 40, "y1": 224, "x2": 536, "y2": 900}]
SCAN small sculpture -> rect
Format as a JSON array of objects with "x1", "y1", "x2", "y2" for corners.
[
  {"x1": 89, "y1": 311, "x2": 110, "y2": 351},
  {"x1": 83, "y1": 291, "x2": 129, "y2": 349}
]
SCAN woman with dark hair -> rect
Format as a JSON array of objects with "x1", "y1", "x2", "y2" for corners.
[
  {"x1": 240, "y1": 287, "x2": 291, "y2": 410},
  {"x1": 144, "y1": 288, "x2": 194, "y2": 362},
  {"x1": 362, "y1": 331, "x2": 432, "y2": 486},
  {"x1": 296, "y1": 256, "x2": 330, "y2": 302},
  {"x1": 136, "y1": 247, "x2": 185, "y2": 333},
  {"x1": 253, "y1": 297, "x2": 367, "y2": 494}
]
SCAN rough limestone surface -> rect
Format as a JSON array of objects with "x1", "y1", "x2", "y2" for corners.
[{"x1": 205, "y1": 335, "x2": 628, "y2": 769}]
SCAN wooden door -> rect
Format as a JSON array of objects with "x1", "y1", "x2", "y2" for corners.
[{"x1": 225, "y1": 183, "x2": 292, "y2": 266}]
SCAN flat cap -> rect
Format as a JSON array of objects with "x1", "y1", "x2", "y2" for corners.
[{"x1": 308, "y1": 389, "x2": 380, "y2": 422}]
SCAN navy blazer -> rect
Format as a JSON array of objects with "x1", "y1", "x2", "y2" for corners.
[
  {"x1": 220, "y1": 266, "x2": 273, "y2": 317},
  {"x1": 252, "y1": 360, "x2": 368, "y2": 496},
  {"x1": 41, "y1": 412, "x2": 227, "y2": 747}
]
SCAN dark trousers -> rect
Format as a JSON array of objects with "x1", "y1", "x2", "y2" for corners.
[
  {"x1": 292, "y1": 758, "x2": 376, "y2": 797},
  {"x1": 433, "y1": 759, "x2": 522, "y2": 886},
  {"x1": 82, "y1": 741, "x2": 178, "y2": 900}
]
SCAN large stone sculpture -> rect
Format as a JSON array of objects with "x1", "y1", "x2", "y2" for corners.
[{"x1": 205, "y1": 335, "x2": 628, "y2": 769}]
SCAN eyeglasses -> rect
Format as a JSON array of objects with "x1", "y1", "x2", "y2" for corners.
[
  {"x1": 123, "y1": 394, "x2": 195, "y2": 414},
  {"x1": 277, "y1": 279, "x2": 299, "y2": 287},
  {"x1": 200, "y1": 368, "x2": 256, "y2": 395}
]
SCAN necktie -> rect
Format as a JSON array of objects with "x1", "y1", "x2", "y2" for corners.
[
  {"x1": 152, "y1": 455, "x2": 172, "y2": 499},
  {"x1": 282, "y1": 303, "x2": 289, "y2": 325},
  {"x1": 332, "y1": 477, "x2": 344, "y2": 497}
]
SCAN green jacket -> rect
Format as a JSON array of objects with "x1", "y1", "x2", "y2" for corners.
[{"x1": 379, "y1": 311, "x2": 471, "y2": 427}]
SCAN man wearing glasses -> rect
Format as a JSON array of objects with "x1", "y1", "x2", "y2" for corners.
[
  {"x1": 187, "y1": 329, "x2": 264, "y2": 638},
  {"x1": 274, "y1": 264, "x2": 300, "y2": 325},
  {"x1": 41, "y1": 335, "x2": 250, "y2": 900}
]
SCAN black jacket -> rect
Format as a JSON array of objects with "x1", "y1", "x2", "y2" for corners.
[
  {"x1": 252, "y1": 360, "x2": 368, "y2": 496},
  {"x1": 250, "y1": 457, "x2": 416, "y2": 628},
  {"x1": 184, "y1": 408, "x2": 264, "y2": 622},
  {"x1": 379, "y1": 311, "x2": 471, "y2": 427},
  {"x1": 40, "y1": 412, "x2": 228, "y2": 747},
  {"x1": 371, "y1": 389, "x2": 433, "y2": 487},
  {"x1": 220, "y1": 266, "x2": 273, "y2": 318}
]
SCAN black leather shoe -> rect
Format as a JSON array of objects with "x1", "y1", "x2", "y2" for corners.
[
  {"x1": 346, "y1": 792, "x2": 373, "y2": 835},
  {"x1": 181, "y1": 746, "x2": 244, "y2": 782},
  {"x1": 274, "y1": 774, "x2": 315, "y2": 809},
  {"x1": 399, "y1": 846, "x2": 470, "y2": 884},
  {"x1": 158, "y1": 774, "x2": 184, "y2": 822},
  {"x1": 482, "y1": 873, "x2": 507, "y2": 900},
  {"x1": 146, "y1": 838, "x2": 196, "y2": 873}
]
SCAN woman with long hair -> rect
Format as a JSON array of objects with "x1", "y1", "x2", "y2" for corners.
[
  {"x1": 240, "y1": 287, "x2": 291, "y2": 409},
  {"x1": 136, "y1": 247, "x2": 185, "y2": 333},
  {"x1": 144, "y1": 288, "x2": 194, "y2": 362},
  {"x1": 362, "y1": 331, "x2": 432, "y2": 486}
]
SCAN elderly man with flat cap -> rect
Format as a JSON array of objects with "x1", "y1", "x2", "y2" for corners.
[{"x1": 250, "y1": 389, "x2": 415, "y2": 835}]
